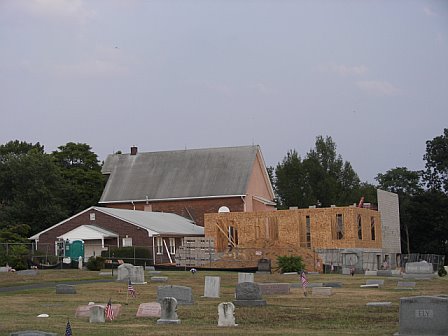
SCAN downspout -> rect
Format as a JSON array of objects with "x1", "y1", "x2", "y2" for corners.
[
  {"x1": 131, "y1": 201, "x2": 135, "y2": 210},
  {"x1": 152, "y1": 236, "x2": 156, "y2": 266},
  {"x1": 241, "y1": 196, "x2": 246, "y2": 212}
]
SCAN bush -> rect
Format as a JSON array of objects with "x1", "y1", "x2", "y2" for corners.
[
  {"x1": 277, "y1": 255, "x2": 305, "y2": 273},
  {"x1": 86, "y1": 256, "x2": 105, "y2": 271},
  {"x1": 0, "y1": 244, "x2": 29, "y2": 270},
  {"x1": 102, "y1": 247, "x2": 150, "y2": 266},
  {"x1": 438, "y1": 266, "x2": 447, "y2": 277}
]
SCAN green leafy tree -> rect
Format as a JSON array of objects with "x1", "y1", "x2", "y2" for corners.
[
  {"x1": 51, "y1": 142, "x2": 105, "y2": 214},
  {"x1": 0, "y1": 147, "x2": 68, "y2": 234},
  {"x1": 423, "y1": 128, "x2": 448, "y2": 194},
  {"x1": 274, "y1": 136, "x2": 363, "y2": 208},
  {"x1": 276, "y1": 255, "x2": 305, "y2": 273}
]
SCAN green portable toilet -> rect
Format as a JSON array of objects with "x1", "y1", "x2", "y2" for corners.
[{"x1": 66, "y1": 240, "x2": 84, "y2": 260}]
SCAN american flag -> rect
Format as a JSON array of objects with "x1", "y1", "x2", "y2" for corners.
[
  {"x1": 105, "y1": 298, "x2": 114, "y2": 321},
  {"x1": 65, "y1": 319, "x2": 72, "y2": 336},
  {"x1": 128, "y1": 278, "x2": 136, "y2": 298},
  {"x1": 300, "y1": 271, "x2": 309, "y2": 288}
]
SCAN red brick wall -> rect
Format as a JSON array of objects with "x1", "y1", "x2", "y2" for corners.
[
  {"x1": 104, "y1": 197, "x2": 245, "y2": 226},
  {"x1": 36, "y1": 209, "x2": 154, "y2": 257}
]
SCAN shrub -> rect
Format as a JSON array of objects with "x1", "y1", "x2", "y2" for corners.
[
  {"x1": 86, "y1": 256, "x2": 105, "y2": 271},
  {"x1": 0, "y1": 244, "x2": 29, "y2": 270},
  {"x1": 438, "y1": 266, "x2": 447, "y2": 277},
  {"x1": 277, "y1": 255, "x2": 305, "y2": 273}
]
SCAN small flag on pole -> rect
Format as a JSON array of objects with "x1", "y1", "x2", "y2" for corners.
[
  {"x1": 65, "y1": 319, "x2": 72, "y2": 336},
  {"x1": 128, "y1": 278, "x2": 136, "y2": 298},
  {"x1": 300, "y1": 271, "x2": 309, "y2": 288},
  {"x1": 105, "y1": 298, "x2": 114, "y2": 321}
]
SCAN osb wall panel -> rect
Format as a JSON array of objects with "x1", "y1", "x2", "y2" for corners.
[{"x1": 204, "y1": 207, "x2": 382, "y2": 252}]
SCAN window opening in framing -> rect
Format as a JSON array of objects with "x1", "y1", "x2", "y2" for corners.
[
  {"x1": 357, "y1": 214, "x2": 363, "y2": 240},
  {"x1": 371, "y1": 217, "x2": 376, "y2": 240},
  {"x1": 306, "y1": 215, "x2": 311, "y2": 248},
  {"x1": 336, "y1": 214, "x2": 344, "y2": 240}
]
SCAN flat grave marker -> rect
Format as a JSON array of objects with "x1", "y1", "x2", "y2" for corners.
[{"x1": 136, "y1": 302, "x2": 161, "y2": 318}]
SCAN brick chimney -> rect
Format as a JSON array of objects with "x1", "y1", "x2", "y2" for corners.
[{"x1": 130, "y1": 146, "x2": 138, "y2": 155}]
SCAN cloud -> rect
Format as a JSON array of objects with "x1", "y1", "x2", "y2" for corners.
[
  {"x1": 13, "y1": 0, "x2": 95, "y2": 23},
  {"x1": 423, "y1": 6, "x2": 437, "y2": 16},
  {"x1": 53, "y1": 46, "x2": 130, "y2": 78},
  {"x1": 356, "y1": 80, "x2": 401, "y2": 96},
  {"x1": 320, "y1": 64, "x2": 368, "y2": 76},
  {"x1": 252, "y1": 82, "x2": 276, "y2": 95},
  {"x1": 203, "y1": 81, "x2": 233, "y2": 96}
]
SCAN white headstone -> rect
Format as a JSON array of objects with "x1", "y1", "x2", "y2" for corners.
[
  {"x1": 157, "y1": 297, "x2": 181, "y2": 324},
  {"x1": 204, "y1": 276, "x2": 221, "y2": 298},
  {"x1": 89, "y1": 305, "x2": 105, "y2": 323},
  {"x1": 238, "y1": 273, "x2": 254, "y2": 283},
  {"x1": 218, "y1": 302, "x2": 237, "y2": 327}
]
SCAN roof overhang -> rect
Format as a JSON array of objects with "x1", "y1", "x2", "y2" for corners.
[
  {"x1": 57, "y1": 225, "x2": 118, "y2": 241},
  {"x1": 253, "y1": 195, "x2": 276, "y2": 206},
  {"x1": 99, "y1": 194, "x2": 245, "y2": 204}
]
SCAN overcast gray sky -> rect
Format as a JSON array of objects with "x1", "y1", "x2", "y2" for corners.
[{"x1": 1, "y1": 0, "x2": 447, "y2": 182}]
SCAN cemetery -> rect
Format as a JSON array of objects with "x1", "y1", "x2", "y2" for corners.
[{"x1": 0, "y1": 268, "x2": 447, "y2": 335}]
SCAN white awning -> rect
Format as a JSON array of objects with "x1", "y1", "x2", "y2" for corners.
[{"x1": 57, "y1": 225, "x2": 118, "y2": 241}]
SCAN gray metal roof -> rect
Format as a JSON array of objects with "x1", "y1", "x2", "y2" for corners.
[
  {"x1": 100, "y1": 145, "x2": 260, "y2": 203},
  {"x1": 95, "y1": 207, "x2": 204, "y2": 235}
]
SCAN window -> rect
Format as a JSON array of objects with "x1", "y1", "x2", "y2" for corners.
[
  {"x1": 228, "y1": 226, "x2": 239, "y2": 246},
  {"x1": 55, "y1": 240, "x2": 65, "y2": 256},
  {"x1": 357, "y1": 214, "x2": 363, "y2": 240},
  {"x1": 371, "y1": 217, "x2": 376, "y2": 240},
  {"x1": 306, "y1": 215, "x2": 311, "y2": 248},
  {"x1": 122, "y1": 237, "x2": 132, "y2": 247},
  {"x1": 336, "y1": 214, "x2": 344, "y2": 240},
  {"x1": 90, "y1": 213, "x2": 95, "y2": 221},
  {"x1": 156, "y1": 237, "x2": 163, "y2": 254},
  {"x1": 169, "y1": 238, "x2": 176, "y2": 254}
]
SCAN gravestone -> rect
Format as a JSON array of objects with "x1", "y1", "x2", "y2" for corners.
[
  {"x1": 89, "y1": 305, "x2": 105, "y2": 323},
  {"x1": 323, "y1": 282, "x2": 343, "y2": 288},
  {"x1": 395, "y1": 296, "x2": 448, "y2": 336},
  {"x1": 396, "y1": 281, "x2": 416, "y2": 290},
  {"x1": 75, "y1": 304, "x2": 121, "y2": 318},
  {"x1": 312, "y1": 287, "x2": 333, "y2": 296},
  {"x1": 157, "y1": 285, "x2": 194, "y2": 305},
  {"x1": 233, "y1": 282, "x2": 266, "y2": 307},
  {"x1": 366, "y1": 279, "x2": 384, "y2": 286},
  {"x1": 136, "y1": 302, "x2": 161, "y2": 318},
  {"x1": 117, "y1": 263, "x2": 145, "y2": 283},
  {"x1": 291, "y1": 282, "x2": 322, "y2": 289},
  {"x1": 257, "y1": 283, "x2": 290, "y2": 295},
  {"x1": 366, "y1": 302, "x2": 392, "y2": 307},
  {"x1": 10, "y1": 331, "x2": 57, "y2": 336},
  {"x1": 151, "y1": 276, "x2": 168, "y2": 282},
  {"x1": 55, "y1": 284, "x2": 76, "y2": 294},
  {"x1": 218, "y1": 302, "x2": 237, "y2": 327},
  {"x1": 376, "y1": 270, "x2": 393, "y2": 277},
  {"x1": 365, "y1": 270, "x2": 377, "y2": 276},
  {"x1": 146, "y1": 266, "x2": 155, "y2": 271},
  {"x1": 360, "y1": 284, "x2": 379, "y2": 288},
  {"x1": 16, "y1": 270, "x2": 38, "y2": 276},
  {"x1": 204, "y1": 276, "x2": 220, "y2": 298},
  {"x1": 257, "y1": 259, "x2": 271, "y2": 273},
  {"x1": 403, "y1": 261, "x2": 436, "y2": 280},
  {"x1": 157, "y1": 297, "x2": 181, "y2": 324},
  {"x1": 238, "y1": 273, "x2": 254, "y2": 283}
]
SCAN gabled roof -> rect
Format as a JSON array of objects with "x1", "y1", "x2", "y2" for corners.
[
  {"x1": 30, "y1": 206, "x2": 204, "y2": 240},
  {"x1": 100, "y1": 145, "x2": 260, "y2": 203}
]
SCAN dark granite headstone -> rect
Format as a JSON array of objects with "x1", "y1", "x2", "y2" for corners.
[{"x1": 233, "y1": 282, "x2": 266, "y2": 307}]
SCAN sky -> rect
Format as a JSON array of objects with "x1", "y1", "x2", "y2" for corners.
[{"x1": 1, "y1": 0, "x2": 447, "y2": 183}]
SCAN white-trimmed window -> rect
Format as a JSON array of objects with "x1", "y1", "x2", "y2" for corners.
[
  {"x1": 90, "y1": 213, "x2": 95, "y2": 221},
  {"x1": 169, "y1": 238, "x2": 176, "y2": 254},
  {"x1": 156, "y1": 237, "x2": 163, "y2": 255},
  {"x1": 122, "y1": 237, "x2": 133, "y2": 247}
]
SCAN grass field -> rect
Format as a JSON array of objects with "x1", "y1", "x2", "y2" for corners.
[{"x1": 0, "y1": 269, "x2": 447, "y2": 335}]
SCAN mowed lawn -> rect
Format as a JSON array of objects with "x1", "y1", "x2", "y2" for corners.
[{"x1": 0, "y1": 269, "x2": 447, "y2": 336}]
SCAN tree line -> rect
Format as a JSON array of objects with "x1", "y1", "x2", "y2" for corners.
[
  {"x1": 0, "y1": 130, "x2": 447, "y2": 258},
  {"x1": 271, "y1": 130, "x2": 448, "y2": 258}
]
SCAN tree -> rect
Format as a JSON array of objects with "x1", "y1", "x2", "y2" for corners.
[
  {"x1": 273, "y1": 136, "x2": 364, "y2": 208},
  {"x1": 274, "y1": 150, "x2": 312, "y2": 208},
  {"x1": 0, "y1": 147, "x2": 69, "y2": 234},
  {"x1": 423, "y1": 128, "x2": 448, "y2": 194},
  {"x1": 51, "y1": 142, "x2": 105, "y2": 214}
]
